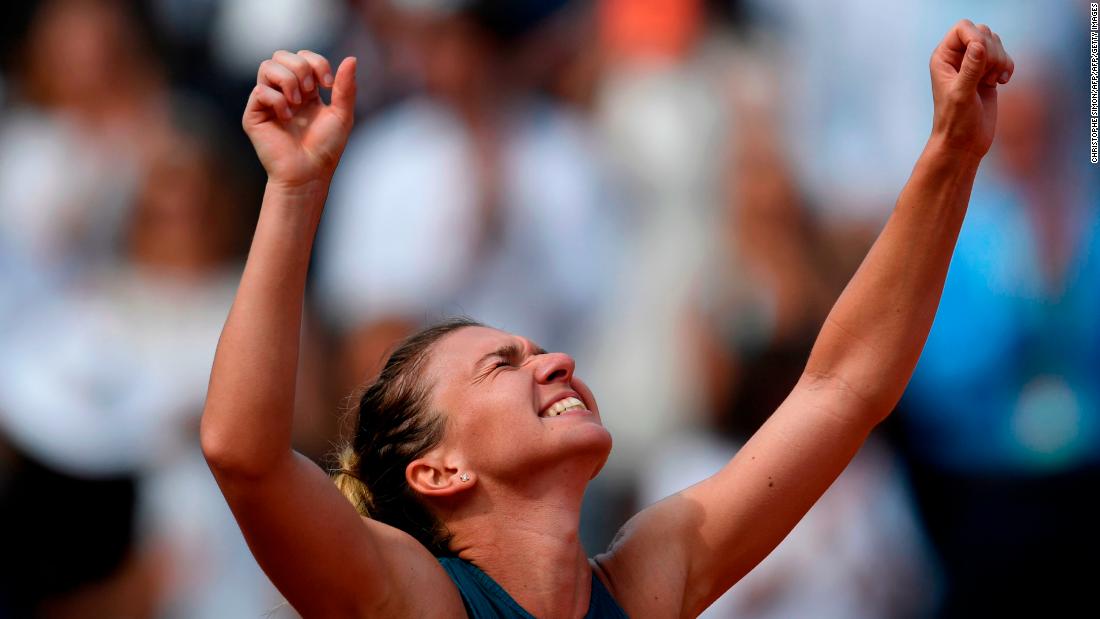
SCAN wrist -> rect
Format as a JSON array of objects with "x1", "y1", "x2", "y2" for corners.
[
  {"x1": 264, "y1": 176, "x2": 331, "y2": 219},
  {"x1": 261, "y1": 177, "x2": 330, "y2": 232},
  {"x1": 266, "y1": 175, "x2": 332, "y2": 199},
  {"x1": 924, "y1": 132, "x2": 985, "y2": 170}
]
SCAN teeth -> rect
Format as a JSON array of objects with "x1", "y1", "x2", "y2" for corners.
[{"x1": 545, "y1": 396, "x2": 585, "y2": 417}]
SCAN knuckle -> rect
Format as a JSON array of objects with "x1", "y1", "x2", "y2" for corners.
[{"x1": 285, "y1": 52, "x2": 307, "y2": 66}]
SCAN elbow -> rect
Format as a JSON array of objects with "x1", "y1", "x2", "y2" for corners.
[
  {"x1": 199, "y1": 413, "x2": 236, "y2": 473},
  {"x1": 200, "y1": 409, "x2": 269, "y2": 480},
  {"x1": 797, "y1": 370, "x2": 899, "y2": 429}
]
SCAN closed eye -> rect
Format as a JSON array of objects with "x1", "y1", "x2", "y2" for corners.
[{"x1": 471, "y1": 340, "x2": 548, "y2": 384}]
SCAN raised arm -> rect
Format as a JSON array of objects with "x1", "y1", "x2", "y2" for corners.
[
  {"x1": 599, "y1": 21, "x2": 1015, "y2": 617},
  {"x1": 200, "y1": 51, "x2": 460, "y2": 617}
]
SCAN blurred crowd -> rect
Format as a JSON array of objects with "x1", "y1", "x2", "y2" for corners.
[{"x1": 0, "y1": 1, "x2": 1095, "y2": 617}]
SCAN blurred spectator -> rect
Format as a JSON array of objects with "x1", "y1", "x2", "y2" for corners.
[
  {"x1": 207, "y1": 0, "x2": 344, "y2": 79},
  {"x1": 640, "y1": 46, "x2": 937, "y2": 618},
  {"x1": 898, "y1": 52, "x2": 1100, "y2": 616},
  {"x1": 0, "y1": 110, "x2": 297, "y2": 616},
  {"x1": 744, "y1": 0, "x2": 931, "y2": 227},
  {"x1": 0, "y1": 442, "x2": 161, "y2": 618},
  {"x1": 315, "y1": 0, "x2": 622, "y2": 394},
  {"x1": 744, "y1": 0, "x2": 1083, "y2": 271},
  {"x1": 583, "y1": 0, "x2": 744, "y2": 491},
  {"x1": 640, "y1": 436, "x2": 937, "y2": 619},
  {"x1": 0, "y1": 0, "x2": 175, "y2": 286}
]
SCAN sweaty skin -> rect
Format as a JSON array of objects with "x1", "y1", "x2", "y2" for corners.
[{"x1": 201, "y1": 20, "x2": 1013, "y2": 619}]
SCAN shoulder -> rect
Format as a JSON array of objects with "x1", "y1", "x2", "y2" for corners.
[
  {"x1": 590, "y1": 498, "x2": 698, "y2": 619},
  {"x1": 363, "y1": 518, "x2": 467, "y2": 618}
]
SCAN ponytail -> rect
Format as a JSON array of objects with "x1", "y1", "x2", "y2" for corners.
[{"x1": 332, "y1": 445, "x2": 373, "y2": 516}]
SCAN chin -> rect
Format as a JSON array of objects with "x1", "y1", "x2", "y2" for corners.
[{"x1": 562, "y1": 423, "x2": 613, "y2": 480}]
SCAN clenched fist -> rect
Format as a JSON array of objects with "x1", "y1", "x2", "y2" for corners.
[
  {"x1": 243, "y1": 50, "x2": 357, "y2": 188},
  {"x1": 929, "y1": 20, "x2": 1014, "y2": 159}
]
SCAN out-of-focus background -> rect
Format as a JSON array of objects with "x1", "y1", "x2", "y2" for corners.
[{"x1": 0, "y1": 0, "x2": 1096, "y2": 617}]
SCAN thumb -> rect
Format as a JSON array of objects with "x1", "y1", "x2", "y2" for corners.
[
  {"x1": 955, "y1": 42, "x2": 987, "y2": 92},
  {"x1": 330, "y1": 56, "x2": 357, "y2": 119}
]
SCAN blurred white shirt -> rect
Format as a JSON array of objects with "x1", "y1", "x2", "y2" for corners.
[{"x1": 315, "y1": 97, "x2": 622, "y2": 356}]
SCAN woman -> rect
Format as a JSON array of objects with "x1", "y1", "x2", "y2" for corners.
[{"x1": 201, "y1": 20, "x2": 1014, "y2": 618}]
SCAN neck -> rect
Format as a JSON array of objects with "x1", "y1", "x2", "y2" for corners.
[{"x1": 446, "y1": 473, "x2": 594, "y2": 619}]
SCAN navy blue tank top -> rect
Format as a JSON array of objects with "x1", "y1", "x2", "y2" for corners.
[{"x1": 438, "y1": 557, "x2": 629, "y2": 618}]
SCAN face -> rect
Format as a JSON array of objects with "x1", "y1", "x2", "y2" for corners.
[
  {"x1": 422, "y1": 326, "x2": 612, "y2": 486},
  {"x1": 30, "y1": 0, "x2": 132, "y2": 104}
]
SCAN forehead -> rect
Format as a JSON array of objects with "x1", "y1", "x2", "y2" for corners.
[
  {"x1": 428, "y1": 326, "x2": 541, "y2": 377},
  {"x1": 430, "y1": 326, "x2": 518, "y2": 364}
]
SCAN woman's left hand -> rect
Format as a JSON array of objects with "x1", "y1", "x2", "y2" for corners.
[{"x1": 929, "y1": 20, "x2": 1014, "y2": 159}]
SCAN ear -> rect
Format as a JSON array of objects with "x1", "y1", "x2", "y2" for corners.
[{"x1": 406, "y1": 455, "x2": 474, "y2": 498}]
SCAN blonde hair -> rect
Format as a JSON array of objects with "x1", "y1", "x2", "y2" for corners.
[{"x1": 333, "y1": 445, "x2": 374, "y2": 516}]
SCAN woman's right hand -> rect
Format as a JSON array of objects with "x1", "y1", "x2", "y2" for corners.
[{"x1": 243, "y1": 50, "x2": 357, "y2": 188}]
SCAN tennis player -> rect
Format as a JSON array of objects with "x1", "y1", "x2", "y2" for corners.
[{"x1": 201, "y1": 19, "x2": 1013, "y2": 618}]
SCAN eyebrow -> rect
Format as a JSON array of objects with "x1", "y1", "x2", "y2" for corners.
[{"x1": 472, "y1": 340, "x2": 548, "y2": 378}]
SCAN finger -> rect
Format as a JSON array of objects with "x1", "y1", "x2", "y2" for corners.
[
  {"x1": 955, "y1": 40, "x2": 987, "y2": 93},
  {"x1": 990, "y1": 34, "x2": 1012, "y2": 86},
  {"x1": 329, "y1": 56, "x2": 357, "y2": 120},
  {"x1": 258, "y1": 59, "x2": 303, "y2": 105},
  {"x1": 1002, "y1": 51, "x2": 1015, "y2": 84},
  {"x1": 990, "y1": 51, "x2": 1008, "y2": 86},
  {"x1": 941, "y1": 19, "x2": 985, "y2": 57},
  {"x1": 990, "y1": 33, "x2": 1013, "y2": 84},
  {"x1": 297, "y1": 50, "x2": 335, "y2": 89},
  {"x1": 249, "y1": 84, "x2": 293, "y2": 121},
  {"x1": 273, "y1": 50, "x2": 317, "y2": 98},
  {"x1": 976, "y1": 26, "x2": 1004, "y2": 86},
  {"x1": 990, "y1": 33, "x2": 1006, "y2": 83}
]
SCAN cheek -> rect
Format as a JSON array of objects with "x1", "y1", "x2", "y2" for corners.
[{"x1": 449, "y1": 387, "x2": 540, "y2": 449}]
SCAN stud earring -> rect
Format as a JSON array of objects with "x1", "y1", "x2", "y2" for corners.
[{"x1": 459, "y1": 473, "x2": 470, "y2": 482}]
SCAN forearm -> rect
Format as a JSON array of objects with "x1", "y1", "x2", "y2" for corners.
[
  {"x1": 201, "y1": 179, "x2": 328, "y2": 474},
  {"x1": 804, "y1": 136, "x2": 981, "y2": 422}
]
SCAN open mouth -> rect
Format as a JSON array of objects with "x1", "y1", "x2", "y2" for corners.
[{"x1": 540, "y1": 396, "x2": 587, "y2": 418}]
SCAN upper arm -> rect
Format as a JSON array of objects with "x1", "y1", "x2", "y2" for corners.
[
  {"x1": 210, "y1": 451, "x2": 464, "y2": 618},
  {"x1": 601, "y1": 374, "x2": 876, "y2": 617}
]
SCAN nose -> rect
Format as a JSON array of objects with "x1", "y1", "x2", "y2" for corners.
[{"x1": 534, "y1": 352, "x2": 575, "y2": 384}]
